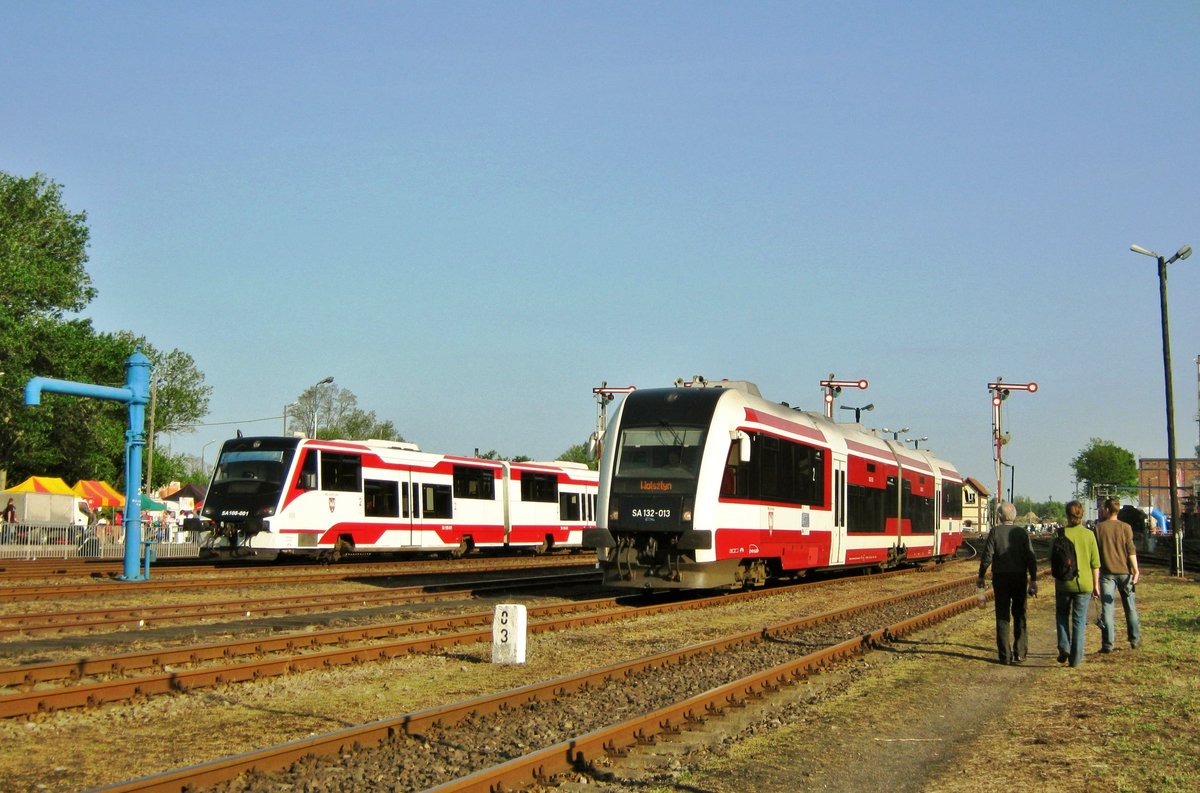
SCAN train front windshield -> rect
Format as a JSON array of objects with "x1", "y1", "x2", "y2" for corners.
[
  {"x1": 204, "y1": 438, "x2": 300, "y2": 522},
  {"x1": 614, "y1": 427, "x2": 706, "y2": 480}
]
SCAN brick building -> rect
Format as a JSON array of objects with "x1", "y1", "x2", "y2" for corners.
[{"x1": 1138, "y1": 458, "x2": 1200, "y2": 511}]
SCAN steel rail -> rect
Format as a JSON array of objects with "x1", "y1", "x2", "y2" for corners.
[
  {"x1": 0, "y1": 569, "x2": 599, "y2": 637},
  {"x1": 0, "y1": 551, "x2": 598, "y2": 581},
  {"x1": 0, "y1": 556, "x2": 596, "y2": 601},
  {"x1": 0, "y1": 569, "x2": 935, "y2": 717},
  {"x1": 429, "y1": 593, "x2": 980, "y2": 793},
  {"x1": 0, "y1": 580, "x2": 617, "y2": 688},
  {"x1": 92, "y1": 575, "x2": 977, "y2": 792}
]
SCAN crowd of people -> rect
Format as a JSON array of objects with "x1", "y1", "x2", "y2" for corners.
[{"x1": 977, "y1": 499, "x2": 1141, "y2": 668}]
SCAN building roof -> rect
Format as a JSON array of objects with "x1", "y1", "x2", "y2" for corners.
[{"x1": 964, "y1": 477, "x2": 991, "y2": 496}]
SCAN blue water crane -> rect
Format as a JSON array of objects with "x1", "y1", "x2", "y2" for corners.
[{"x1": 24, "y1": 350, "x2": 152, "y2": 581}]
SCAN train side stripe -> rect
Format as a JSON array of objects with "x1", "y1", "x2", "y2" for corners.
[{"x1": 742, "y1": 409, "x2": 827, "y2": 443}]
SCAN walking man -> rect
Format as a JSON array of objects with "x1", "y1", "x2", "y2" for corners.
[
  {"x1": 977, "y1": 501, "x2": 1038, "y2": 665},
  {"x1": 1095, "y1": 498, "x2": 1141, "y2": 652},
  {"x1": 1055, "y1": 500, "x2": 1101, "y2": 667}
]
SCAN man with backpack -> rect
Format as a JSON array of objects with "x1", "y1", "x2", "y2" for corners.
[
  {"x1": 1095, "y1": 498, "x2": 1141, "y2": 652},
  {"x1": 1054, "y1": 500, "x2": 1101, "y2": 667},
  {"x1": 977, "y1": 501, "x2": 1039, "y2": 665}
]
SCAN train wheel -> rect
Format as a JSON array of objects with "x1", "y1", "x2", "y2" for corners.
[
  {"x1": 449, "y1": 537, "x2": 473, "y2": 559},
  {"x1": 533, "y1": 537, "x2": 553, "y2": 556},
  {"x1": 330, "y1": 538, "x2": 353, "y2": 562},
  {"x1": 739, "y1": 559, "x2": 768, "y2": 589}
]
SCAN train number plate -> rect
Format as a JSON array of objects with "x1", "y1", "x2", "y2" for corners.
[
  {"x1": 631, "y1": 508, "x2": 672, "y2": 519},
  {"x1": 627, "y1": 498, "x2": 675, "y2": 525}
]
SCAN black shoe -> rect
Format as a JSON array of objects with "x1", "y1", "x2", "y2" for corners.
[
  {"x1": 1008, "y1": 658, "x2": 1023, "y2": 666},
  {"x1": 1130, "y1": 640, "x2": 1141, "y2": 649},
  {"x1": 1101, "y1": 646, "x2": 1114, "y2": 654},
  {"x1": 1057, "y1": 650, "x2": 1069, "y2": 663}
]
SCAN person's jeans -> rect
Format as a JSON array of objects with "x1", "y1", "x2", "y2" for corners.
[
  {"x1": 1100, "y1": 573, "x2": 1141, "y2": 649},
  {"x1": 1055, "y1": 590, "x2": 1091, "y2": 667}
]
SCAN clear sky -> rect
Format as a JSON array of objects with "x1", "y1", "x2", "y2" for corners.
[{"x1": 5, "y1": 2, "x2": 1198, "y2": 502}]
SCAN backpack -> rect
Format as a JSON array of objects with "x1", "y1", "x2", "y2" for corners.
[{"x1": 1050, "y1": 526, "x2": 1079, "y2": 582}]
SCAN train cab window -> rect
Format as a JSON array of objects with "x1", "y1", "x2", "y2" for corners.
[
  {"x1": 614, "y1": 426, "x2": 706, "y2": 479},
  {"x1": 365, "y1": 479, "x2": 400, "y2": 518},
  {"x1": 520, "y1": 472, "x2": 558, "y2": 503},
  {"x1": 321, "y1": 453, "x2": 361, "y2": 492},
  {"x1": 559, "y1": 492, "x2": 582, "y2": 521},
  {"x1": 421, "y1": 483, "x2": 453, "y2": 519},
  {"x1": 453, "y1": 465, "x2": 496, "y2": 500},
  {"x1": 297, "y1": 450, "x2": 318, "y2": 491}
]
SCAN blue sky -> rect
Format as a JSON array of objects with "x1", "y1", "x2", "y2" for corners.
[{"x1": 5, "y1": 2, "x2": 1198, "y2": 502}]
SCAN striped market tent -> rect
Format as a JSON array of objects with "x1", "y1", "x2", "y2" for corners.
[
  {"x1": 73, "y1": 480, "x2": 126, "y2": 508},
  {"x1": 4, "y1": 476, "x2": 75, "y2": 495}
]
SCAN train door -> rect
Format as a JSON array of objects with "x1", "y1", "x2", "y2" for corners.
[
  {"x1": 933, "y1": 481, "x2": 943, "y2": 558},
  {"x1": 396, "y1": 470, "x2": 415, "y2": 547},
  {"x1": 413, "y1": 474, "x2": 455, "y2": 551},
  {"x1": 831, "y1": 452, "x2": 847, "y2": 564}
]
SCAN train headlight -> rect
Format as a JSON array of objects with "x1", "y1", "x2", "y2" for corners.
[
  {"x1": 682, "y1": 510, "x2": 693, "y2": 522},
  {"x1": 256, "y1": 505, "x2": 276, "y2": 517},
  {"x1": 610, "y1": 509, "x2": 620, "y2": 521}
]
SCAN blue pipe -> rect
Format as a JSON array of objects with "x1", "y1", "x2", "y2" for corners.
[{"x1": 24, "y1": 351, "x2": 151, "y2": 581}]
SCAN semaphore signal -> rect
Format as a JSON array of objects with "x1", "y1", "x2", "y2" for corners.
[{"x1": 819, "y1": 374, "x2": 869, "y2": 419}]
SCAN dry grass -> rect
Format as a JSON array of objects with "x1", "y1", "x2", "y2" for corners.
[
  {"x1": 672, "y1": 569, "x2": 1200, "y2": 793},
  {"x1": 0, "y1": 565, "x2": 971, "y2": 791}
]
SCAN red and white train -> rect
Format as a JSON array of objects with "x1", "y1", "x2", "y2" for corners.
[
  {"x1": 193, "y1": 436, "x2": 597, "y2": 560},
  {"x1": 584, "y1": 378, "x2": 964, "y2": 589}
]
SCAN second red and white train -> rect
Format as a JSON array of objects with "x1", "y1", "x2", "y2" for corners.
[
  {"x1": 584, "y1": 378, "x2": 964, "y2": 589},
  {"x1": 194, "y1": 436, "x2": 597, "y2": 560}
]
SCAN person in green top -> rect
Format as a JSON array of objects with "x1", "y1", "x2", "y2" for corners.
[{"x1": 1055, "y1": 500, "x2": 1101, "y2": 667}]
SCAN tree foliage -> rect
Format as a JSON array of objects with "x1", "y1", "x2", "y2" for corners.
[
  {"x1": 0, "y1": 171, "x2": 211, "y2": 489},
  {"x1": 0, "y1": 172, "x2": 94, "y2": 321},
  {"x1": 1014, "y1": 496, "x2": 1064, "y2": 523},
  {"x1": 287, "y1": 384, "x2": 404, "y2": 442},
  {"x1": 1071, "y1": 438, "x2": 1138, "y2": 494},
  {"x1": 556, "y1": 442, "x2": 598, "y2": 470}
]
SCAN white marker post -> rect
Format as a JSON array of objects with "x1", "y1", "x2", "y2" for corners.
[{"x1": 492, "y1": 604, "x2": 527, "y2": 664}]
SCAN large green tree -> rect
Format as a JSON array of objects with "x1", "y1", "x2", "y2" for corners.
[
  {"x1": 287, "y1": 383, "x2": 404, "y2": 442},
  {"x1": 0, "y1": 171, "x2": 210, "y2": 489},
  {"x1": 1071, "y1": 438, "x2": 1138, "y2": 496}
]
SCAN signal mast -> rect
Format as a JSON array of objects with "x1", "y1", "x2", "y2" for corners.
[{"x1": 988, "y1": 377, "x2": 1038, "y2": 514}]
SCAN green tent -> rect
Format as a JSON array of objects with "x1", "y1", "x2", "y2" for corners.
[{"x1": 139, "y1": 495, "x2": 168, "y2": 511}]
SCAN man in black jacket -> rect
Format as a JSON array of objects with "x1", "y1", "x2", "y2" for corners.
[{"x1": 977, "y1": 501, "x2": 1039, "y2": 665}]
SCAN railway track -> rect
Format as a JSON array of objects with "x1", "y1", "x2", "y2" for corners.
[
  {"x1": 0, "y1": 569, "x2": 600, "y2": 638},
  {"x1": 0, "y1": 566, "x2": 945, "y2": 718},
  {"x1": 0, "y1": 550, "x2": 596, "y2": 582},
  {"x1": 0, "y1": 555, "x2": 595, "y2": 602},
  {"x1": 93, "y1": 574, "x2": 981, "y2": 792}
]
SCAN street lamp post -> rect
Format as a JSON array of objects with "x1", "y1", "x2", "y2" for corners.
[
  {"x1": 310, "y1": 376, "x2": 334, "y2": 438},
  {"x1": 1131, "y1": 242, "x2": 1192, "y2": 577},
  {"x1": 201, "y1": 439, "x2": 219, "y2": 474},
  {"x1": 839, "y1": 403, "x2": 874, "y2": 423},
  {"x1": 1000, "y1": 460, "x2": 1015, "y2": 503},
  {"x1": 881, "y1": 426, "x2": 909, "y2": 441},
  {"x1": 906, "y1": 436, "x2": 929, "y2": 450},
  {"x1": 283, "y1": 402, "x2": 297, "y2": 435}
]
